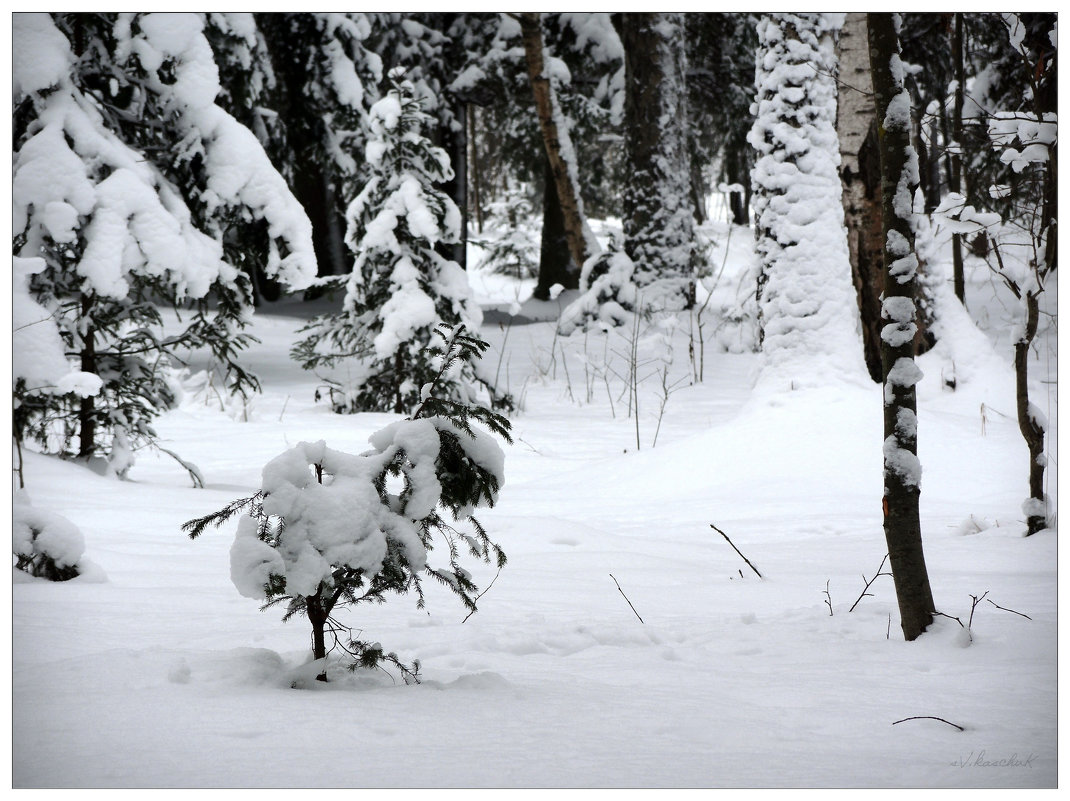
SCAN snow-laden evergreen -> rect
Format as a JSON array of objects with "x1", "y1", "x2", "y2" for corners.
[
  {"x1": 13, "y1": 491, "x2": 94, "y2": 582},
  {"x1": 12, "y1": 13, "x2": 316, "y2": 468},
  {"x1": 188, "y1": 326, "x2": 511, "y2": 681},
  {"x1": 292, "y1": 71, "x2": 487, "y2": 414},
  {"x1": 748, "y1": 13, "x2": 868, "y2": 391}
]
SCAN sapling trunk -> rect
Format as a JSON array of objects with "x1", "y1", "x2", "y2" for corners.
[
  {"x1": 77, "y1": 296, "x2": 96, "y2": 459},
  {"x1": 1016, "y1": 292, "x2": 1046, "y2": 535}
]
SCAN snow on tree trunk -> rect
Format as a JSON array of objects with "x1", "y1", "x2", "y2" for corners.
[
  {"x1": 836, "y1": 12, "x2": 885, "y2": 383},
  {"x1": 618, "y1": 12, "x2": 694, "y2": 306},
  {"x1": 519, "y1": 13, "x2": 599, "y2": 285},
  {"x1": 749, "y1": 13, "x2": 867, "y2": 392},
  {"x1": 557, "y1": 13, "x2": 693, "y2": 336},
  {"x1": 869, "y1": 12, "x2": 936, "y2": 642}
]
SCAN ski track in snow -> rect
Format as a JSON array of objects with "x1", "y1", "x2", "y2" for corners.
[{"x1": 12, "y1": 237, "x2": 1057, "y2": 788}]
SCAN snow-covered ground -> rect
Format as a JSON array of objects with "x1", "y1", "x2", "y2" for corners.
[{"x1": 11, "y1": 221, "x2": 1057, "y2": 788}]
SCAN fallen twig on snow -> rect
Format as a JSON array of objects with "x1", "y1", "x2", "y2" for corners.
[
  {"x1": 892, "y1": 716, "x2": 964, "y2": 732},
  {"x1": 610, "y1": 573, "x2": 645, "y2": 624},
  {"x1": 710, "y1": 523, "x2": 763, "y2": 578}
]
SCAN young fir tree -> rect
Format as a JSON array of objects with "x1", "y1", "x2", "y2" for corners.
[
  {"x1": 186, "y1": 326, "x2": 511, "y2": 683},
  {"x1": 293, "y1": 70, "x2": 488, "y2": 414},
  {"x1": 12, "y1": 13, "x2": 316, "y2": 473}
]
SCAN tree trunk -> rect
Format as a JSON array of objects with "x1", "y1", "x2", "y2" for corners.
[
  {"x1": 77, "y1": 295, "x2": 96, "y2": 459},
  {"x1": 518, "y1": 12, "x2": 597, "y2": 276},
  {"x1": 869, "y1": 12, "x2": 936, "y2": 642},
  {"x1": 536, "y1": 155, "x2": 577, "y2": 300},
  {"x1": 836, "y1": 12, "x2": 885, "y2": 384},
  {"x1": 618, "y1": 13, "x2": 694, "y2": 302},
  {"x1": 305, "y1": 595, "x2": 329, "y2": 682},
  {"x1": 435, "y1": 99, "x2": 468, "y2": 269},
  {"x1": 724, "y1": 130, "x2": 750, "y2": 225},
  {"x1": 950, "y1": 12, "x2": 966, "y2": 304},
  {"x1": 468, "y1": 104, "x2": 484, "y2": 235},
  {"x1": 1016, "y1": 292, "x2": 1046, "y2": 535}
]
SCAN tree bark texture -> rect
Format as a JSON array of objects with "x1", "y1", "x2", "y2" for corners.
[
  {"x1": 519, "y1": 13, "x2": 597, "y2": 281},
  {"x1": 869, "y1": 12, "x2": 936, "y2": 642},
  {"x1": 619, "y1": 13, "x2": 694, "y2": 304},
  {"x1": 1015, "y1": 293, "x2": 1046, "y2": 535},
  {"x1": 305, "y1": 594, "x2": 330, "y2": 682},
  {"x1": 836, "y1": 12, "x2": 885, "y2": 383},
  {"x1": 77, "y1": 294, "x2": 96, "y2": 459},
  {"x1": 950, "y1": 12, "x2": 966, "y2": 303},
  {"x1": 536, "y1": 155, "x2": 577, "y2": 299},
  {"x1": 435, "y1": 100, "x2": 468, "y2": 269}
]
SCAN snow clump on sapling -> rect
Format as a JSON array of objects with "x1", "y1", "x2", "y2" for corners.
[
  {"x1": 185, "y1": 326, "x2": 512, "y2": 683},
  {"x1": 13, "y1": 492, "x2": 88, "y2": 582}
]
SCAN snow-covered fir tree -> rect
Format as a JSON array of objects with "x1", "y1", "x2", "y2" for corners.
[
  {"x1": 187, "y1": 326, "x2": 511, "y2": 682},
  {"x1": 13, "y1": 491, "x2": 92, "y2": 582},
  {"x1": 292, "y1": 70, "x2": 490, "y2": 414},
  {"x1": 12, "y1": 13, "x2": 317, "y2": 471},
  {"x1": 748, "y1": 13, "x2": 867, "y2": 390}
]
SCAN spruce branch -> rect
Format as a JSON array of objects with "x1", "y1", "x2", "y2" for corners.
[{"x1": 181, "y1": 492, "x2": 263, "y2": 539}]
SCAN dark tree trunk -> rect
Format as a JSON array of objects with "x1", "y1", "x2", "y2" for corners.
[
  {"x1": 305, "y1": 595, "x2": 330, "y2": 682},
  {"x1": 468, "y1": 104, "x2": 484, "y2": 235},
  {"x1": 435, "y1": 100, "x2": 468, "y2": 269},
  {"x1": 291, "y1": 147, "x2": 344, "y2": 277},
  {"x1": 869, "y1": 12, "x2": 936, "y2": 642},
  {"x1": 950, "y1": 12, "x2": 966, "y2": 304},
  {"x1": 77, "y1": 295, "x2": 96, "y2": 459},
  {"x1": 519, "y1": 12, "x2": 597, "y2": 276},
  {"x1": 724, "y1": 130, "x2": 750, "y2": 225},
  {"x1": 1016, "y1": 293, "x2": 1046, "y2": 535},
  {"x1": 617, "y1": 13, "x2": 693, "y2": 300},
  {"x1": 535, "y1": 155, "x2": 578, "y2": 300}
]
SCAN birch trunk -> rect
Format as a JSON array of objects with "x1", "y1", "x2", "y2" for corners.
[{"x1": 836, "y1": 12, "x2": 885, "y2": 383}]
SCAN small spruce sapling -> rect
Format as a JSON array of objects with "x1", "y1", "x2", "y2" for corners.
[{"x1": 184, "y1": 325, "x2": 511, "y2": 683}]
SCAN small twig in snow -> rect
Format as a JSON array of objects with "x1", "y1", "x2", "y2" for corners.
[
  {"x1": 848, "y1": 553, "x2": 892, "y2": 612},
  {"x1": 892, "y1": 716, "x2": 965, "y2": 732},
  {"x1": 823, "y1": 580, "x2": 833, "y2": 616},
  {"x1": 968, "y1": 591, "x2": 989, "y2": 629},
  {"x1": 986, "y1": 598, "x2": 1033, "y2": 621},
  {"x1": 710, "y1": 523, "x2": 763, "y2": 578},
  {"x1": 933, "y1": 610, "x2": 966, "y2": 628},
  {"x1": 610, "y1": 573, "x2": 644, "y2": 624}
]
